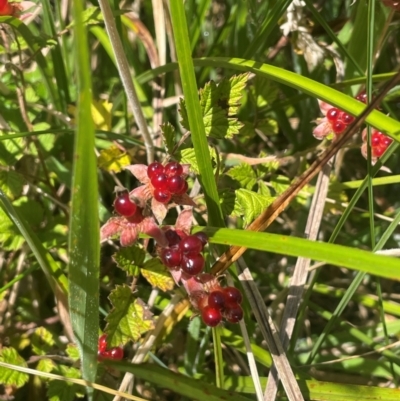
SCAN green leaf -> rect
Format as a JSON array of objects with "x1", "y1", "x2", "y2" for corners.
[
  {"x1": 233, "y1": 189, "x2": 274, "y2": 225},
  {"x1": 0, "y1": 133, "x2": 25, "y2": 166},
  {"x1": 160, "y1": 122, "x2": 176, "y2": 155},
  {"x1": 0, "y1": 171, "x2": 24, "y2": 200},
  {"x1": 141, "y1": 258, "x2": 175, "y2": 292},
  {"x1": 66, "y1": 6, "x2": 104, "y2": 29},
  {"x1": 113, "y1": 245, "x2": 145, "y2": 276},
  {"x1": 36, "y1": 358, "x2": 56, "y2": 374},
  {"x1": 31, "y1": 327, "x2": 55, "y2": 356},
  {"x1": 255, "y1": 119, "x2": 279, "y2": 136},
  {"x1": 0, "y1": 207, "x2": 25, "y2": 250},
  {"x1": 177, "y1": 147, "x2": 217, "y2": 175},
  {"x1": 0, "y1": 348, "x2": 29, "y2": 388},
  {"x1": 48, "y1": 366, "x2": 83, "y2": 401},
  {"x1": 227, "y1": 164, "x2": 257, "y2": 190},
  {"x1": 65, "y1": 344, "x2": 80, "y2": 362},
  {"x1": 216, "y1": 73, "x2": 249, "y2": 115},
  {"x1": 105, "y1": 285, "x2": 155, "y2": 346},
  {"x1": 249, "y1": 76, "x2": 279, "y2": 108},
  {"x1": 98, "y1": 145, "x2": 131, "y2": 173}
]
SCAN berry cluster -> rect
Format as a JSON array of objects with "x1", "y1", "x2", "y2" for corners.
[
  {"x1": 147, "y1": 161, "x2": 188, "y2": 204},
  {"x1": 98, "y1": 334, "x2": 124, "y2": 361},
  {"x1": 325, "y1": 107, "x2": 355, "y2": 135},
  {"x1": 198, "y1": 285, "x2": 244, "y2": 327},
  {"x1": 363, "y1": 129, "x2": 393, "y2": 158},
  {"x1": 160, "y1": 230, "x2": 208, "y2": 276}
]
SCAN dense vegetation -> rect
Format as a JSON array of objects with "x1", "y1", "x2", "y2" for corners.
[{"x1": 1, "y1": 0, "x2": 400, "y2": 400}]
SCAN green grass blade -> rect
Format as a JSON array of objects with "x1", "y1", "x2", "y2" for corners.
[
  {"x1": 194, "y1": 227, "x2": 400, "y2": 281},
  {"x1": 68, "y1": 3, "x2": 100, "y2": 398},
  {"x1": 224, "y1": 376, "x2": 400, "y2": 400},
  {"x1": 168, "y1": 0, "x2": 224, "y2": 228},
  {"x1": 104, "y1": 360, "x2": 252, "y2": 401}
]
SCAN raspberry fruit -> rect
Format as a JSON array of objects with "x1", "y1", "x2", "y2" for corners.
[
  {"x1": 356, "y1": 92, "x2": 367, "y2": 103},
  {"x1": 223, "y1": 286, "x2": 243, "y2": 304},
  {"x1": 164, "y1": 161, "x2": 183, "y2": 177},
  {"x1": 175, "y1": 180, "x2": 188, "y2": 195},
  {"x1": 147, "y1": 162, "x2": 164, "y2": 179},
  {"x1": 326, "y1": 108, "x2": 340, "y2": 121},
  {"x1": 151, "y1": 173, "x2": 168, "y2": 190},
  {"x1": 161, "y1": 247, "x2": 182, "y2": 268},
  {"x1": 340, "y1": 112, "x2": 355, "y2": 124},
  {"x1": 194, "y1": 232, "x2": 208, "y2": 249},
  {"x1": 224, "y1": 303, "x2": 243, "y2": 323},
  {"x1": 167, "y1": 175, "x2": 186, "y2": 194},
  {"x1": 181, "y1": 254, "x2": 205, "y2": 275},
  {"x1": 179, "y1": 235, "x2": 203, "y2": 255},
  {"x1": 98, "y1": 334, "x2": 107, "y2": 353},
  {"x1": 332, "y1": 120, "x2": 346, "y2": 134},
  {"x1": 153, "y1": 188, "x2": 172, "y2": 203},
  {"x1": 126, "y1": 207, "x2": 145, "y2": 224},
  {"x1": 201, "y1": 305, "x2": 222, "y2": 327},
  {"x1": 109, "y1": 347, "x2": 124, "y2": 360},
  {"x1": 114, "y1": 192, "x2": 137, "y2": 217},
  {"x1": 165, "y1": 229, "x2": 181, "y2": 246},
  {"x1": 208, "y1": 290, "x2": 226, "y2": 310}
]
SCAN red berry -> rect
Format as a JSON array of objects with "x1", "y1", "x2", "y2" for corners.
[
  {"x1": 126, "y1": 208, "x2": 145, "y2": 224},
  {"x1": 201, "y1": 306, "x2": 222, "y2": 327},
  {"x1": 98, "y1": 334, "x2": 107, "y2": 353},
  {"x1": 161, "y1": 247, "x2": 182, "y2": 268},
  {"x1": 340, "y1": 112, "x2": 355, "y2": 124},
  {"x1": 164, "y1": 161, "x2": 183, "y2": 177},
  {"x1": 114, "y1": 192, "x2": 137, "y2": 217},
  {"x1": 224, "y1": 303, "x2": 243, "y2": 323},
  {"x1": 179, "y1": 235, "x2": 203, "y2": 255},
  {"x1": 147, "y1": 162, "x2": 164, "y2": 179},
  {"x1": 356, "y1": 92, "x2": 367, "y2": 103},
  {"x1": 165, "y1": 229, "x2": 181, "y2": 246},
  {"x1": 109, "y1": 347, "x2": 124, "y2": 360},
  {"x1": 151, "y1": 173, "x2": 168, "y2": 190},
  {"x1": 194, "y1": 232, "x2": 208, "y2": 249},
  {"x1": 372, "y1": 146, "x2": 386, "y2": 157},
  {"x1": 208, "y1": 290, "x2": 226, "y2": 310},
  {"x1": 167, "y1": 175, "x2": 186, "y2": 194},
  {"x1": 332, "y1": 120, "x2": 346, "y2": 134},
  {"x1": 381, "y1": 135, "x2": 393, "y2": 147},
  {"x1": 175, "y1": 180, "x2": 188, "y2": 195},
  {"x1": 181, "y1": 254, "x2": 205, "y2": 276},
  {"x1": 326, "y1": 108, "x2": 340, "y2": 121},
  {"x1": 371, "y1": 131, "x2": 382, "y2": 146},
  {"x1": 223, "y1": 286, "x2": 243, "y2": 304},
  {"x1": 153, "y1": 188, "x2": 172, "y2": 203}
]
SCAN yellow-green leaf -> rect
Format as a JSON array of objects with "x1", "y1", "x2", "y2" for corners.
[
  {"x1": 141, "y1": 258, "x2": 175, "y2": 292},
  {"x1": 31, "y1": 326, "x2": 55, "y2": 356},
  {"x1": 98, "y1": 145, "x2": 131, "y2": 173},
  {"x1": 0, "y1": 347, "x2": 29, "y2": 388}
]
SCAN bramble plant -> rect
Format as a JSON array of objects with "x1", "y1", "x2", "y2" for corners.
[{"x1": 1, "y1": 1, "x2": 400, "y2": 401}]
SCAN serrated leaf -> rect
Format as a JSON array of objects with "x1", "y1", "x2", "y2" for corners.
[
  {"x1": 219, "y1": 189, "x2": 236, "y2": 216},
  {"x1": 31, "y1": 327, "x2": 55, "y2": 356},
  {"x1": 216, "y1": 73, "x2": 249, "y2": 115},
  {"x1": 160, "y1": 122, "x2": 176, "y2": 154},
  {"x1": 0, "y1": 208, "x2": 24, "y2": 251},
  {"x1": 177, "y1": 147, "x2": 216, "y2": 175},
  {"x1": 0, "y1": 171, "x2": 24, "y2": 199},
  {"x1": 37, "y1": 358, "x2": 56, "y2": 374},
  {"x1": 66, "y1": 344, "x2": 80, "y2": 361},
  {"x1": 98, "y1": 145, "x2": 131, "y2": 173},
  {"x1": 270, "y1": 174, "x2": 291, "y2": 195},
  {"x1": 141, "y1": 258, "x2": 175, "y2": 292},
  {"x1": 227, "y1": 163, "x2": 257, "y2": 190},
  {"x1": 258, "y1": 181, "x2": 272, "y2": 197},
  {"x1": 48, "y1": 366, "x2": 83, "y2": 401},
  {"x1": 233, "y1": 188, "x2": 273, "y2": 225},
  {"x1": 250, "y1": 76, "x2": 279, "y2": 108},
  {"x1": 113, "y1": 245, "x2": 145, "y2": 276},
  {"x1": 105, "y1": 285, "x2": 155, "y2": 346},
  {"x1": 256, "y1": 118, "x2": 279, "y2": 136},
  {"x1": 204, "y1": 111, "x2": 243, "y2": 139},
  {"x1": 0, "y1": 133, "x2": 25, "y2": 166},
  {"x1": 178, "y1": 98, "x2": 189, "y2": 131},
  {"x1": 65, "y1": 6, "x2": 103, "y2": 29},
  {"x1": 0, "y1": 347, "x2": 29, "y2": 388}
]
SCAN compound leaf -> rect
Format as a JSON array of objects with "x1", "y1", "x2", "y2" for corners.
[{"x1": 141, "y1": 258, "x2": 175, "y2": 292}]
